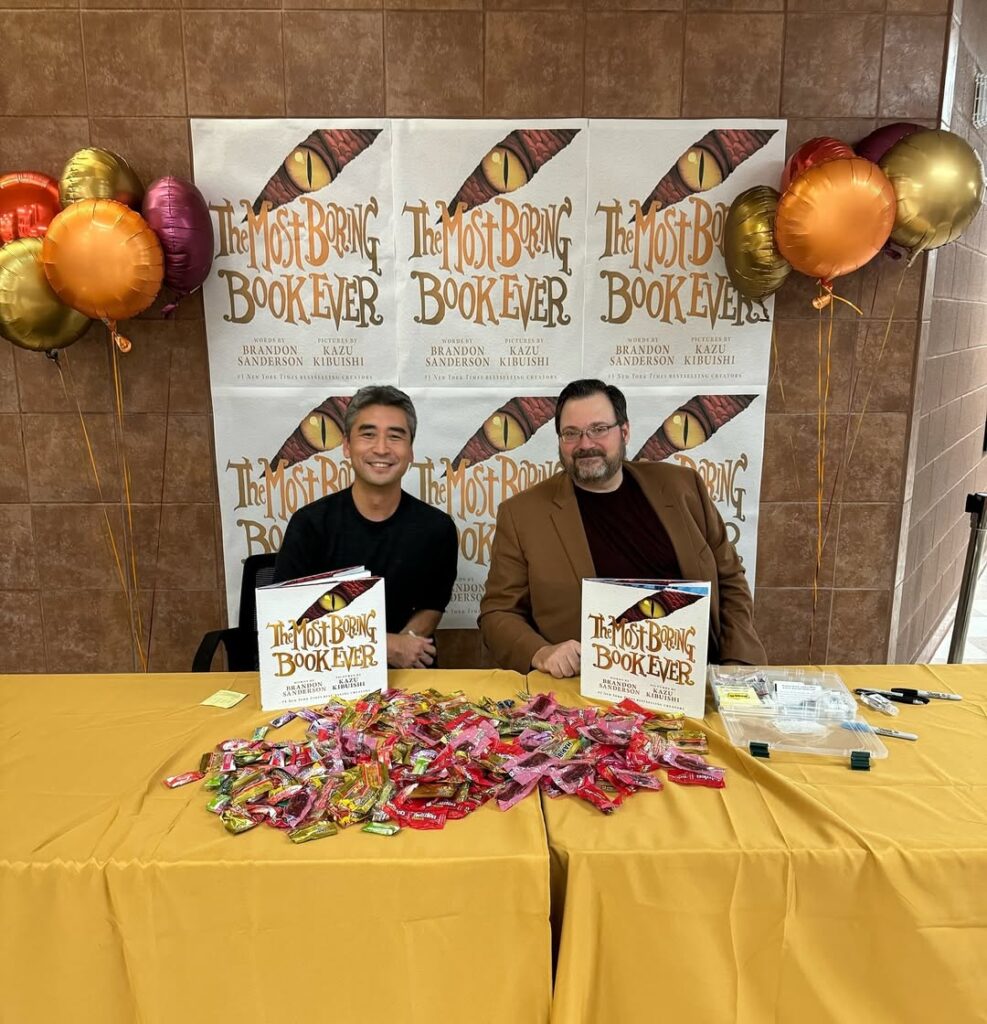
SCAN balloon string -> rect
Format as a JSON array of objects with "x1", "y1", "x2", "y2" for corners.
[
  {"x1": 110, "y1": 336, "x2": 148, "y2": 673},
  {"x1": 846, "y1": 260, "x2": 910, "y2": 467},
  {"x1": 817, "y1": 263, "x2": 885, "y2": 561},
  {"x1": 769, "y1": 321, "x2": 802, "y2": 501},
  {"x1": 53, "y1": 350, "x2": 147, "y2": 669},
  {"x1": 809, "y1": 301, "x2": 835, "y2": 658}
]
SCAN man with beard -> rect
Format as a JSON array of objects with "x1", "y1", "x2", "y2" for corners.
[{"x1": 479, "y1": 379, "x2": 765, "y2": 678}]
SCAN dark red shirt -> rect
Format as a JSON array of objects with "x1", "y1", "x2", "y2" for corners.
[{"x1": 574, "y1": 470, "x2": 681, "y2": 580}]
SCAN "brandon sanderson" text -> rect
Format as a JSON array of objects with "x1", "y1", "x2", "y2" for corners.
[
  {"x1": 266, "y1": 612, "x2": 379, "y2": 675},
  {"x1": 588, "y1": 613, "x2": 697, "y2": 685}
]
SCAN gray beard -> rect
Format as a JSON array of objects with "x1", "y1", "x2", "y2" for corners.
[{"x1": 565, "y1": 445, "x2": 625, "y2": 485}]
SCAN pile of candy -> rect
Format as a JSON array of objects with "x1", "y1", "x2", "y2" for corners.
[{"x1": 163, "y1": 690, "x2": 725, "y2": 842}]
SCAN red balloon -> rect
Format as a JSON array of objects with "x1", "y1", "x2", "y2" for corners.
[
  {"x1": 0, "y1": 172, "x2": 61, "y2": 244},
  {"x1": 780, "y1": 137, "x2": 855, "y2": 193}
]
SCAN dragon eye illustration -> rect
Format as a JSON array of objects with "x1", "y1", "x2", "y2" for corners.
[
  {"x1": 300, "y1": 410, "x2": 344, "y2": 453},
  {"x1": 617, "y1": 589, "x2": 702, "y2": 625},
  {"x1": 676, "y1": 146, "x2": 724, "y2": 193},
  {"x1": 639, "y1": 129, "x2": 776, "y2": 217},
  {"x1": 481, "y1": 146, "x2": 530, "y2": 194},
  {"x1": 449, "y1": 396, "x2": 558, "y2": 471},
  {"x1": 285, "y1": 147, "x2": 333, "y2": 193},
  {"x1": 250, "y1": 128, "x2": 381, "y2": 215},
  {"x1": 446, "y1": 129, "x2": 579, "y2": 217},
  {"x1": 268, "y1": 395, "x2": 352, "y2": 473},
  {"x1": 296, "y1": 578, "x2": 377, "y2": 626},
  {"x1": 636, "y1": 597, "x2": 667, "y2": 619},
  {"x1": 634, "y1": 395, "x2": 756, "y2": 462}
]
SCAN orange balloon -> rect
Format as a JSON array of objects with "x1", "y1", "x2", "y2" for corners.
[
  {"x1": 41, "y1": 199, "x2": 163, "y2": 320},
  {"x1": 774, "y1": 157, "x2": 896, "y2": 282}
]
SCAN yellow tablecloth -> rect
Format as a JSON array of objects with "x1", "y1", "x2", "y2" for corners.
[
  {"x1": 0, "y1": 670, "x2": 552, "y2": 1024},
  {"x1": 531, "y1": 665, "x2": 987, "y2": 1024}
]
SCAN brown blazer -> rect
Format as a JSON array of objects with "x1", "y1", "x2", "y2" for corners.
[{"x1": 478, "y1": 460, "x2": 766, "y2": 674}]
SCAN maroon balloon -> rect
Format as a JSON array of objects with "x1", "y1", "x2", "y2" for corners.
[
  {"x1": 141, "y1": 177, "x2": 214, "y2": 301},
  {"x1": 854, "y1": 122, "x2": 922, "y2": 165}
]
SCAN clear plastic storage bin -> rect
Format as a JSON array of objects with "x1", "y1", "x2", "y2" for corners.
[{"x1": 708, "y1": 666, "x2": 887, "y2": 768}]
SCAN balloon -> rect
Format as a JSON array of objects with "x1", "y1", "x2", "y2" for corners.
[
  {"x1": 879, "y1": 128, "x2": 986, "y2": 254},
  {"x1": 774, "y1": 157, "x2": 896, "y2": 282},
  {"x1": 0, "y1": 172, "x2": 61, "y2": 244},
  {"x1": 0, "y1": 238, "x2": 91, "y2": 352},
  {"x1": 142, "y1": 177, "x2": 214, "y2": 297},
  {"x1": 41, "y1": 200, "x2": 163, "y2": 321},
  {"x1": 724, "y1": 186, "x2": 791, "y2": 299},
  {"x1": 780, "y1": 137, "x2": 854, "y2": 193},
  {"x1": 59, "y1": 148, "x2": 144, "y2": 209},
  {"x1": 854, "y1": 122, "x2": 922, "y2": 165}
]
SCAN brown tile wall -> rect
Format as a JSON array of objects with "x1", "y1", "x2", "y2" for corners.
[
  {"x1": 0, "y1": 0, "x2": 956, "y2": 673},
  {"x1": 892, "y1": 0, "x2": 987, "y2": 662}
]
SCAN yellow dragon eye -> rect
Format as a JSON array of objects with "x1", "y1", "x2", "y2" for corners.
[
  {"x1": 676, "y1": 147, "x2": 723, "y2": 193},
  {"x1": 300, "y1": 413, "x2": 344, "y2": 453},
  {"x1": 662, "y1": 411, "x2": 708, "y2": 451},
  {"x1": 318, "y1": 591, "x2": 348, "y2": 612},
  {"x1": 481, "y1": 146, "x2": 529, "y2": 194},
  {"x1": 637, "y1": 598, "x2": 666, "y2": 619},
  {"x1": 482, "y1": 411, "x2": 527, "y2": 452},
  {"x1": 284, "y1": 147, "x2": 333, "y2": 193}
]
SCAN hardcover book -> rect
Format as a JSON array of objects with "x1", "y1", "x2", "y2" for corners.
[
  {"x1": 256, "y1": 567, "x2": 387, "y2": 710},
  {"x1": 580, "y1": 578, "x2": 711, "y2": 718}
]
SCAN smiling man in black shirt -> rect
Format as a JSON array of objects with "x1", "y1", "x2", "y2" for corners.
[{"x1": 274, "y1": 386, "x2": 458, "y2": 669}]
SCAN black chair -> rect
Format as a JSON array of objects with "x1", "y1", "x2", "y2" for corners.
[{"x1": 193, "y1": 552, "x2": 279, "y2": 671}]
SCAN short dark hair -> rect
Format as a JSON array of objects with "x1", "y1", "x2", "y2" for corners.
[
  {"x1": 554, "y1": 379, "x2": 628, "y2": 434},
  {"x1": 344, "y1": 385, "x2": 418, "y2": 441}
]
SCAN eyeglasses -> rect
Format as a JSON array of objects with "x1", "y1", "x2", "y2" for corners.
[{"x1": 558, "y1": 422, "x2": 620, "y2": 444}]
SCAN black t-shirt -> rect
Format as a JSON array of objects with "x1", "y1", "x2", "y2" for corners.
[
  {"x1": 273, "y1": 488, "x2": 459, "y2": 633},
  {"x1": 574, "y1": 470, "x2": 681, "y2": 580}
]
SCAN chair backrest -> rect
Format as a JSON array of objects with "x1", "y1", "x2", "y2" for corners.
[{"x1": 237, "y1": 552, "x2": 279, "y2": 634}]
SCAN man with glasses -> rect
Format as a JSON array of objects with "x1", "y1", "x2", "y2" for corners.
[{"x1": 479, "y1": 379, "x2": 765, "y2": 678}]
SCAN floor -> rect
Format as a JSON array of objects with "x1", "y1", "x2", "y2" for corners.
[{"x1": 931, "y1": 564, "x2": 987, "y2": 665}]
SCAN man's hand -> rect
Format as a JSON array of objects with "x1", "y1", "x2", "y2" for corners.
[
  {"x1": 386, "y1": 632, "x2": 436, "y2": 669},
  {"x1": 531, "y1": 640, "x2": 581, "y2": 679}
]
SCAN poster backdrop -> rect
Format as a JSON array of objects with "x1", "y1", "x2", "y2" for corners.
[{"x1": 192, "y1": 119, "x2": 785, "y2": 627}]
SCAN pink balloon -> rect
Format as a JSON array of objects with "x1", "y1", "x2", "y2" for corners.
[
  {"x1": 854, "y1": 122, "x2": 922, "y2": 165},
  {"x1": 142, "y1": 177, "x2": 214, "y2": 300}
]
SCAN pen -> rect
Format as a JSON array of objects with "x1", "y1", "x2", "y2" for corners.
[
  {"x1": 910, "y1": 689, "x2": 962, "y2": 701},
  {"x1": 854, "y1": 688, "x2": 928, "y2": 705},
  {"x1": 842, "y1": 721, "x2": 918, "y2": 741},
  {"x1": 872, "y1": 726, "x2": 918, "y2": 741}
]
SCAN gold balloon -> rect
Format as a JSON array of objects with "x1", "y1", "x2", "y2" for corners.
[
  {"x1": 0, "y1": 238, "x2": 91, "y2": 352},
  {"x1": 775, "y1": 157, "x2": 896, "y2": 281},
  {"x1": 59, "y1": 148, "x2": 144, "y2": 209},
  {"x1": 879, "y1": 128, "x2": 986, "y2": 254},
  {"x1": 724, "y1": 186, "x2": 791, "y2": 299},
  {"x1": 41, "y1": 200, "x2": 163, "y2": 321}
]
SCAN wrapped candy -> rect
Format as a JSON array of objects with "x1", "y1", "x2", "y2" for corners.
[{"x1": 163, "y1": 688, "x2": 725, "y2": 841}]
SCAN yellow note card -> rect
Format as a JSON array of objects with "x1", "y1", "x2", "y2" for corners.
[
  {"x1": 200, "y1": 689, "x2": 248, "y2": 709},
  {"x1": 716, "y1": 684, "x2": 763, "y2": 709}
]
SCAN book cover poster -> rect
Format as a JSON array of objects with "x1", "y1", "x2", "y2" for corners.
[
  {"x1": 582, "y1": 120, "x2": 786, "y2": 386},
  {"x1": 393, "y1": 120, "x2": 587, "y2": 387},
  {"x1": 257, "y1": 572, "x2": 386, "y2": 710},
  {"x1": 192, "y1": 119, "x2": 396, "y2": 389},
  {"x1": 580, "y1": 579, "x2": 711, "y2": 717},
  {"x1": 211, "y1": 385, "x2": 358, "y2": 620}
]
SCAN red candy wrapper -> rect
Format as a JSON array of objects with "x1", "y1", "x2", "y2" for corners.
[
  {"x1": 163, "y1": 771, "x2": 204, "y2": 789},
  {"x1": 164, "y1": 689, "x2": 723, "y2": 842}
]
